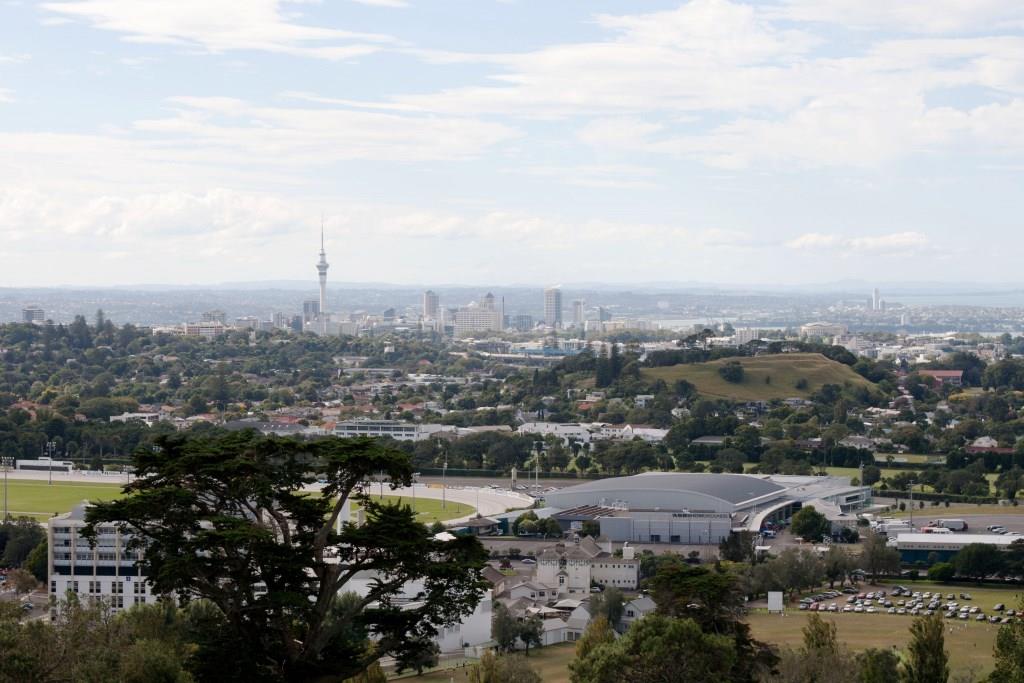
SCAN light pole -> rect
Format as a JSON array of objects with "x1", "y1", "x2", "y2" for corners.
[
  {"x1": 908, "y1": 480, "x2": 917, "y2": 528},
  {"x1": 442, "y1": 458, "x2": 448, "y2": 511},
  {"x1": 1, "y1": 456, "x2": 13, "y2": 521},
  {"x1": 45, "y1": 441, "x2": 57, "y2": 486}
]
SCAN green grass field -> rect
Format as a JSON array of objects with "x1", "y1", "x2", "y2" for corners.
[
  {"x1": 407, "y1": 643, "x2": 575, "y2": 682},
  {"x1": 3, "y1": 479, "x2": 125, "y2": 521},
  {"x1": 747, "y1": 612, "x2": 997, "y2": 678},
  {"x1": 355, "y1": 494, "x2": 474, "y2": 524},
  {"x1": 890, "y1": 503, "x2": 1024, "y2": 518},
  {"x1": 747, "y1": 580, "x2": 1023, "y2": 678},
  {"x1": 640, "y1": 353, "x2": 875, "y2": 401}
]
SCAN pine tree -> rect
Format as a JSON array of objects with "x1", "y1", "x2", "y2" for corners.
[{"x1": 902, "y1": 614, "x2": 948, "y2": 683}]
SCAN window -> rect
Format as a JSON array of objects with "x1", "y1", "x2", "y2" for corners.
[
  {"x1": 89, "y1": 580, "x2": 101, "y2": 595},
  {"x1": 133, "y1": 596, "x2": 146, "y2": 605},
  {"x1": 111, "y1": 582, "x2": 124, "y2": 595},
  {"x1": 134, "y1": 582, "x2": 146, "y2": 595},
  {"x1": 113, "y1": 595, "x2": 123, "y2": 609},
  {"x1": 70, "y1": 581, "x2": 79, "y2": 593}
]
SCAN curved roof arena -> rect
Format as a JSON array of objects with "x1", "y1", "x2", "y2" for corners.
[{"x1": 544, "y1": 472, "x2": 787, "y2": 513}]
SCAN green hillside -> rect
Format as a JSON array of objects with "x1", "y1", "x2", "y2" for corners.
[{"x1": 640, "y1": 353, "x2": 875, "y2": 401}]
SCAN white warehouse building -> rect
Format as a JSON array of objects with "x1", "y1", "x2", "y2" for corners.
[{"x1": 544, "y1": 472, "x2": 870, "y2": 543}]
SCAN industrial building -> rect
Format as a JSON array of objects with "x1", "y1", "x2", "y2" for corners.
[
  {"x1": 543, "y1": 472, "x2": 871, "y2": 543},
  {"x1": 891, "y1": 533, "x2": 1021, "y2": 564}
]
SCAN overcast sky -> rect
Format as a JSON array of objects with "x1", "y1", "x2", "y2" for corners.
[{"x1": 2, "y1": 0, "x2": 1023, "y2": 287}]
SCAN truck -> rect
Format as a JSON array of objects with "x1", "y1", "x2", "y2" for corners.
[
  {"x1": 874, "y1": 522, "x2": 914, "y2": 536},
  {"x1": 934, "y1": 519, "x2": 968, "y2": 531}
]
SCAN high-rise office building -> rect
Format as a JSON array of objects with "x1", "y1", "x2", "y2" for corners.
[
  {"x1": 572, "y1": 299, "x2": 585, "y2": 327},
  {"x1": 544, "y1": 287, "x2": 563, "y2": 328},
  {"x1": 871, "y1": 288, "x2": 880, "y2": 311},
  {"x1": 423, "y1": 290, "x2": 439, "y2": 319},
  {"x1": 453, "y1": 294, "x2": 503, "y2": 337},
  {"x1": 201, "y1": 310, "x2": 226, "y2": 325},
  {"x1": 303, "y1": 300, "x2": 320, "y2": 324},
  {"x1": 22, "y1": 306, "x2": 44, "y2": 324}
]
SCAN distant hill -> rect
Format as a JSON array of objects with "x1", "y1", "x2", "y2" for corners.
[{"x1": 640, "y1": 352, "x2": 875, "y2": 401}]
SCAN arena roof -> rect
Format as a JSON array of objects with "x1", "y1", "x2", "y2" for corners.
[{"x1": 551, "y1": 472, "x2": 785, "y2": 506}]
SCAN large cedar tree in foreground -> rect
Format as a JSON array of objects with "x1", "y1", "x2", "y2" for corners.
[{"x1": 83, "y1": 430, "x2": 488, "y2": 682}]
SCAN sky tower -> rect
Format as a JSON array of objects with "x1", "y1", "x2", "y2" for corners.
[{"x1": 316, "y1": 221, "x2": 329, "y2": 334}]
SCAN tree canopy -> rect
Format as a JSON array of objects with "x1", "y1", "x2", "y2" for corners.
[{"x1": 82, "y1": 430, "x2": 488, "y2": 681}]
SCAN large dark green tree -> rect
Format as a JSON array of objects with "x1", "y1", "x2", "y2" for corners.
[
  {"x1": 648, "y1": 560, "x2": 777, "y2": 682},
  {"x1": 83, "y1": 431, "x2": 488, "y2": 682}
]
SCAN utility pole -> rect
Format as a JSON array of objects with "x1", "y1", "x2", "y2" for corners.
[{"x1": 1, "y1": 457, "x2": 12, "y2": 521}]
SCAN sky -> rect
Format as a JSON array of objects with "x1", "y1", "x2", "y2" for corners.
[{"x1": 2, "y1": 0, "x2": 1024, "y2": 287}]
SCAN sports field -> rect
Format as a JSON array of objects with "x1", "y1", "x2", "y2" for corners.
[
  {"x1": 355, "y1": 494, "x2": 474, "y2": 524},
  {"x1": 640, "y1": 353, "x2": 875, "y2": 401},
  {"x1": 2, "y1": 479, "x2": 125, "y2": 521}
]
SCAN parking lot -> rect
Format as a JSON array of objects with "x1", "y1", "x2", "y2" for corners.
[{"x1": 789, "y1": 581, "x2": 1023, "y2": 627}]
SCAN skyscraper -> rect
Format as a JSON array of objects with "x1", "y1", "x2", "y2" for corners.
[
  {"x1": 423, "y1": 290, "x2": 439, "y2": 319},
  {"x1": 544, "y1": 287, "x2": 563, "y2": 328},
  {"x1": 871, "y1": 288, "x2": 880, "y2": 311},
  {"x1": 303, "y1": 300, "x2": 320, "y2": 324},
  {"x1": 316, "y1": 223, "x2": 330, "y2": 334},
  {"x1": 572, "y1": 299, "x2": 585, "y2": 327}
]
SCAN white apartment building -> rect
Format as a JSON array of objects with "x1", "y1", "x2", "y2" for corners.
[
  {"x1": 183, "y1": 321, "x2": 228, "y2": 339},
  {"x1": 734, "y1": 328, "x2": 761, "y2": 345},
  {"x1": 48, "y1": 503, "x2": 158, "y2": 612},
  {"x1": 333, "y1": 419, "x2": 453, "y2": 441},
  {"x1": 518, "y1": 422, "x2": 593, "y2": 444},
  {"x1": 453, "y1": 294, "x2": 503, "y2": 337}
]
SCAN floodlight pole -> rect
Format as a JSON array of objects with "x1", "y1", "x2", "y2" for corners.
[
  {"x1": 442, "y1": 458, "x2": 448, "y2": 510},
  {"x1": 45, "y1": 441, "x2": 57, "y2": 486},
  {"x1": 908, "y1": 481, "x2": 917, "y2": 528},
  {"x1": 1, "y1": 457, "x2": 13, "y2": 521}
]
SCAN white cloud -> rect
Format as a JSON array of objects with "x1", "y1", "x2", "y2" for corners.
[
  {"x1": 350, "y1": 0, "x2": 408, "y2": 7},
  {"x1": 775, "y1": 0, "x2": 1024, "y2": 34},
  {"x1": 848, "y1": 232, "x2": 930, "y2": 251},
  {"x1": 786, "y1": 231, "x2": 931, "y2": 253},
  {"x1": 41, "y1": 0, "x2": 396, "y2": 59},
  {"x1": 785, "y1": 233, "x2": 841, "y2": 249},
  {"x1": 132, "y1": 96, "x2": 517, "y2": 163}
]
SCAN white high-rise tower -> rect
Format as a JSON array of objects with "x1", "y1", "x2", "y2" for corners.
[{"x1": 316, "y1": 222, "x2": 329, "y2": 334}]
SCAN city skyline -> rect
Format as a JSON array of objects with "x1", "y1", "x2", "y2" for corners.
[{"x1": 2, "y1": 1, "x2": 1024, "y2": 286}]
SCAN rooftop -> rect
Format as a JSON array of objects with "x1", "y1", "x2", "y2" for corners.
[{"x1": 554, "y1": 472, "x2": 785, "y2": 505}]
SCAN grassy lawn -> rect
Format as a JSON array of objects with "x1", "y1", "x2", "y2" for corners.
[
  {"x1": 640, "y1": 353, "x2": 875, "y2": 402},
  {"x1": 874, "y1": 453, "x2": 945, "y2": 465},
  {"x1": 749, "y1": 580, "x2": 1022, "y2": 678},
  {"x1": 355, "y1": 494, "x2": 474, "y2": 524},
  {"x1": 826, "y1": 466, "x2": 923, "y2": 481},
  {"x1": 890, "y1": 503, "x2": 1024, "y2": 518},
  {"x1": 406, "y1": 643, "x2": 575, "y2": 682},
  {"x1": 747, "y1": 612, "x2": 997, "y2": 678},
  {"x1": 2, "y1": 479, "x2": 125, "y2": 521}
]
